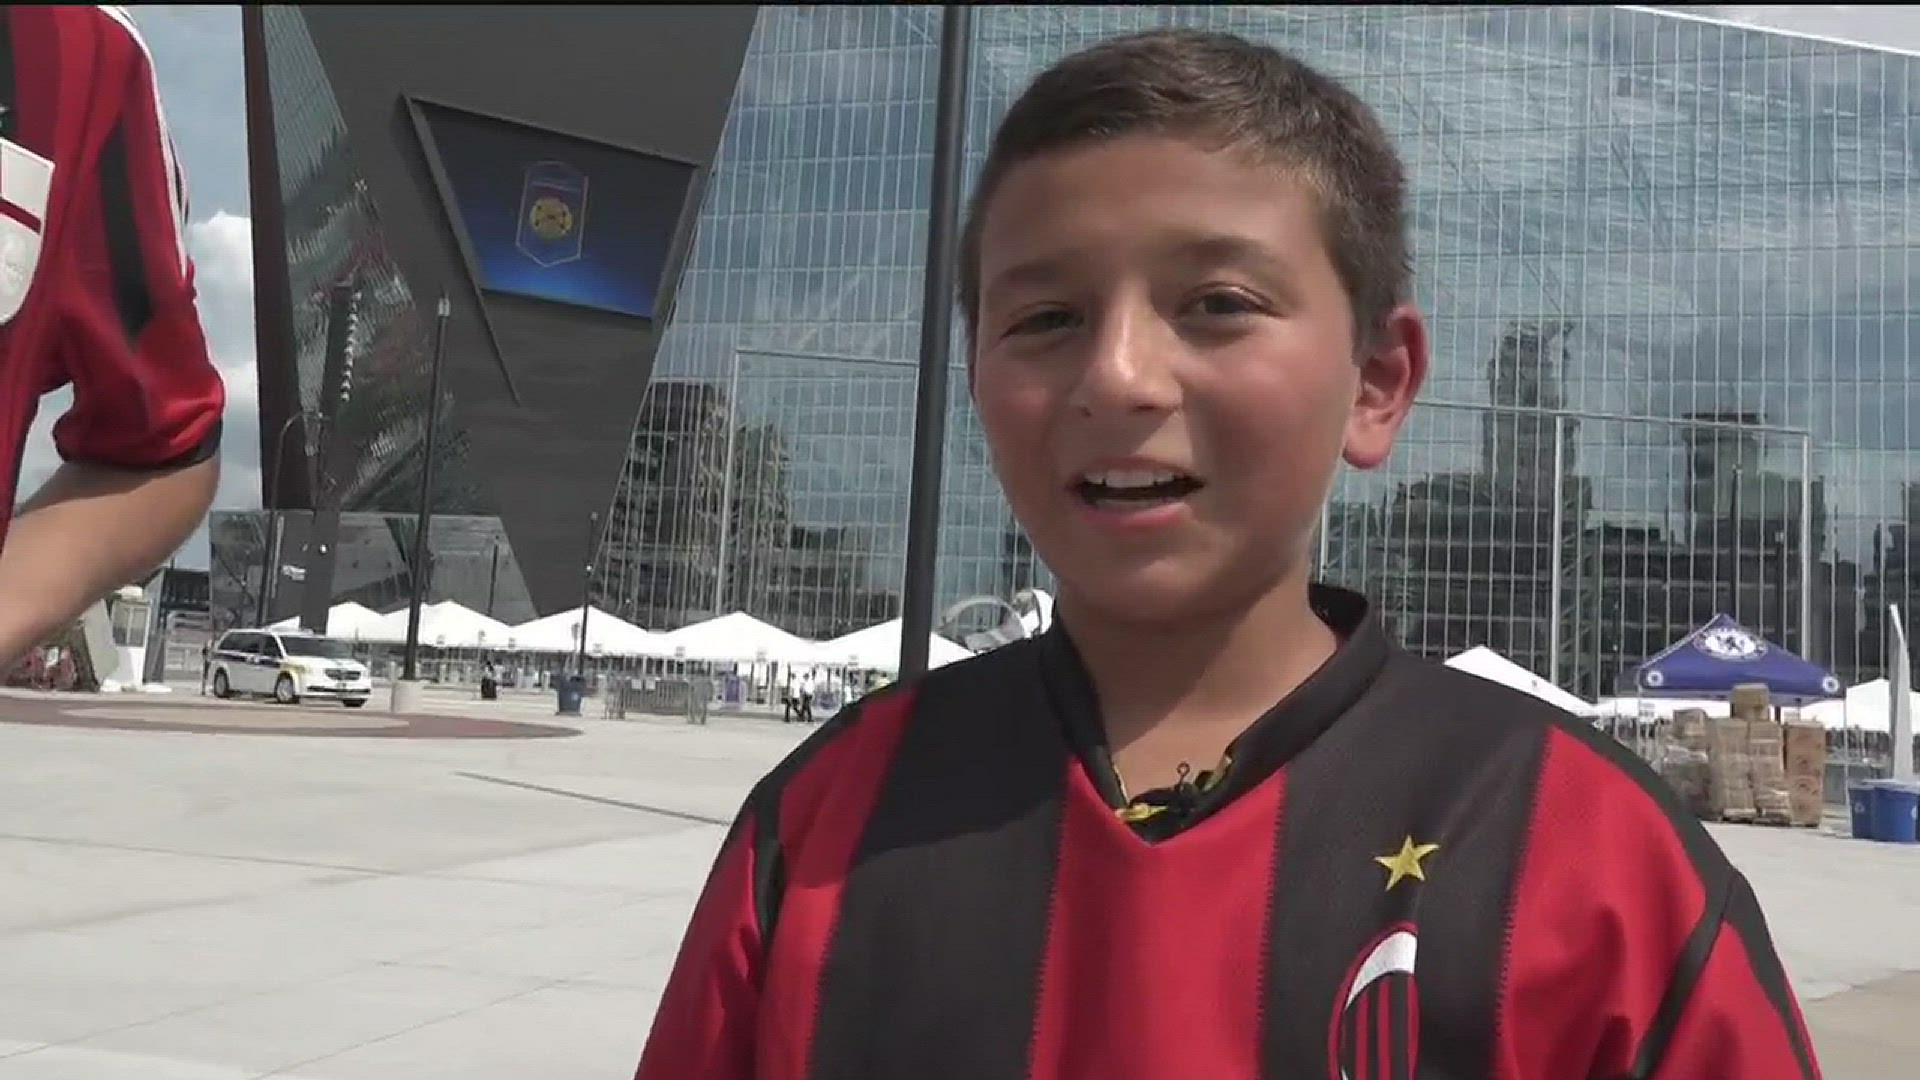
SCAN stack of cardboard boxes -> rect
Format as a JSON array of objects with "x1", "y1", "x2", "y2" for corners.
[
  {"x1": 1660, "y1": 683, "x2": 1826, "y2": 827},
  {"x1": 1707, "y1": 702, "x2": 1760, "y2": 823},
  {"x1": 1665, "y1": 708, "x2": 1715, "y2": 818},
  {"x1": 1784, "y1": 718, "x2": 1828, "y2": 827}
]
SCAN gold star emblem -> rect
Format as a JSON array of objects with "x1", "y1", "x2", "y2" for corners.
[{"x1": 1375, "y1": 836, "x2": 1440, "y2": 892}]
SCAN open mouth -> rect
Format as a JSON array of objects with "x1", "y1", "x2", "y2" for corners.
[{"x1": 1071, "y1": 468, "x2": 1205, "y2": 510}]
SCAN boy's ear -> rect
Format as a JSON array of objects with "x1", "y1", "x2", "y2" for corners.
[{"x1": 1343, "y1": 303, "x2": 1428, "y2": 471}]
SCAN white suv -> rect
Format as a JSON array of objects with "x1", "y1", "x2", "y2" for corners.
[{"x1": 207, "y1": 629, "x2": 372, "y2": 707}]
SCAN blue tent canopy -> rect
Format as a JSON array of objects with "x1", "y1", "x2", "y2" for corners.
[{"x1": 1634, "y1": 614, "x2": 1842, "y2": 704}]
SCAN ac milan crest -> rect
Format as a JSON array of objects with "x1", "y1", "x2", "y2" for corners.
[
  {"x1": 1328, "y1": 923, "x2": 1420, "y2": 1080},
  {"x1": 0, "y1": 136, "x2": 55, "y2": 324}
]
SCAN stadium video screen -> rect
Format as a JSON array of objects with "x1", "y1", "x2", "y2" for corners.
[{"x1": 417, "y1": 101, "x2": 696, "y2": 320}]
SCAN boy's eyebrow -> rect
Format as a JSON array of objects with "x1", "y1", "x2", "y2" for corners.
[
  {"x1": 978, "y1": 251, "x2": 1083, "y2": 306},
  {"x1": 980, "y1": 233, "x2": 1299, "y2": 305},
  {"x1": 1158, "y1": 233, "x2": 1298, "y2": 281}
]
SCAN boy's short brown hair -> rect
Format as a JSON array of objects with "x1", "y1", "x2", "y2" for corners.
[{"x1": 958, "y1": 28, "x2": 1412, "y2": 347}]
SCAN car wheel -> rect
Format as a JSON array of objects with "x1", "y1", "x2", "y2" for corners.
[
  {"x1": 210, "y1": 670, "x2": 231, "y2": 699},
  {"x1": 274, "y1": 674, "x2": 299, "y2": 706}
]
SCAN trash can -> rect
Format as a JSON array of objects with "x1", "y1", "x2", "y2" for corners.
[
  {"x1": 555, "y1": 674, "x2": 584, "y2": 717},
  {"x1": 1848, "y1": 783, "x2": 1877, "y2": 840},
  {"x1": 1868, "y1": 780, "x2": 1920, "y2": 844}
]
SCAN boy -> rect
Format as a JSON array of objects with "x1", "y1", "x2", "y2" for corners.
[
  {"x1": 636, "y1": 29, "x2": 1821, "y2": 1080},
  {"x1": 0, "y1": 5, "x2": 225, "y2": 666}
]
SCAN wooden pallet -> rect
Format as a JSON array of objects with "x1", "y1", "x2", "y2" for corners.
[{"x1": 1703, "y1": 810, "x2": 1821, "y2": 828}]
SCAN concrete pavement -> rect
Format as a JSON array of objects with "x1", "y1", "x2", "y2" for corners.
[{"x1": 0, "y1": 684, "x2": 1914, "y2": 1078}]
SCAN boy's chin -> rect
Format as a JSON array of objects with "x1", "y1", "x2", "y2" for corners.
[{"x1": 1058, "y1": 562, "x2": 1273, "y2": 629}]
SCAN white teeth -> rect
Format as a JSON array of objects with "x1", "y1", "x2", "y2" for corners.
[{"x1": 1083, "y1": 469, "x2": 1185, "y2": 489}]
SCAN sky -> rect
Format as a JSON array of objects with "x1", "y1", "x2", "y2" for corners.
[{"x1": 13, "y1": 5, "x2": 1920, "y2": 572}]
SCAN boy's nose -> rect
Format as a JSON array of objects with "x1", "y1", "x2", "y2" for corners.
[{"x1": 1066, "y1": 310, "x2": 1182, "y2": 416}]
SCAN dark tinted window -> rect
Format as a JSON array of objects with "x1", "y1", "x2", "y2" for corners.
[{"x1": 278, "y1": 636, "x2": 355, "y2": 660}]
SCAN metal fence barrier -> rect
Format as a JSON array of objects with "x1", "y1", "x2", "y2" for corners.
[{"x1": 604, "y1": 676, "x2": 712, "y2": 725}]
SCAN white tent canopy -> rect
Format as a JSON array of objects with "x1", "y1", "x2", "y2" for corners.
[
  {"x1": 267, "y1": 601, "x2": 387, "y2": 641},
  {"x1": 1443, "y1": 646, "x2": 1593, "y2": 716},
  {"x1": 652, "y1": 611, "x2": 818, "y2": 665},
  {"x1": 815, "y1": 618, "x2": 972, "y2": 673},
  {"x1": 1799, "y1": 679, "x2": 1914, "y2": 735},
  {"x1": 511, "y1": 605, "x2": 656, "y2": 655},
  {"x1": 1591, "y1": 682, "x2": 1911, "y2": 733},
  {"x1": 1589, "y1": 696, "x2": 1731, "y2": 721},
  {"x1": 368, "y1": 600, "x2": 514, "y2": 650}
]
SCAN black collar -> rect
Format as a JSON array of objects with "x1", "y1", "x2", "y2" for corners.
[{"x1": 1036, "y1": 584, "x2": 1391, "y2": 816}]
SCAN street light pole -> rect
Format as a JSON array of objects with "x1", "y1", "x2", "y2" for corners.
[
  {"x1": 256, "y1": 410, "x2": 315, "y2": 625},
  {"x1": 486, "y1": 541, "x2": 501, "y2": 620},
  {"x1": 576, "y1": 511, "x2": 600, "y2": 679},
  {"x1": 897, "y1": 4, "x2": 972, "y2": 682},
  {"x1": 401, "y1": 297, "x2": 452, "y2": 683},
  {"x1": 1730, "y1": 464, "x2": 1744, "y2": 623}
]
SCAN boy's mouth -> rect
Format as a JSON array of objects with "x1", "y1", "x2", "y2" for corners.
[{"x1": 1071, "y1": 468, "x2": 1205, "y2": 510}]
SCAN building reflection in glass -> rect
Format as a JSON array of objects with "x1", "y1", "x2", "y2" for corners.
[
  {"x1": 604, "y1": 351, "x2": 1005, "y2": 641},
  {"x1": 242, "y1": 4, "x2": 1920, "y2": 692},
  {"x1": 230, "y1": 7, "x2": 505, "y2": 634},
  {"x1": 253, "y1": 7, "x2": 492, "y2": 518},
  {"x1": 209, "y1": 510, "x2": 535, "y2": 633},
  {"x1": 603, "y1": 5, "x2": 1920, "y2": 689}
]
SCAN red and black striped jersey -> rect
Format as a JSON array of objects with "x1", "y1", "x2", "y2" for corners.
[
  {"x1": 0, "y1": 5, "x2": 224, "y2": 540},
  {"x1": 636, "y1": 586, "x2": 1822, "y2": 1080}
]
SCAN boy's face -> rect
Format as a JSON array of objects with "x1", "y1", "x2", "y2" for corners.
[{"x1": 970, "y1": 134, "x2": 1426, "y2": 625}]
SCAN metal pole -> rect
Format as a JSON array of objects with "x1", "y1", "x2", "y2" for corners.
[
  {"x1": 260, "y1": 513, "x2": 285, "y2": 625},
  {"x1": 486, "y1": 542, "x2": 500, "y2": 620},
  {"x1": 713, "y1": 349, "x2": 742, "y2": 617},
  {"x1": 1776, "y1": 530, "x2": 1791, "y2": 651},
  {"x1": 1546, "y1": 417, "x2": 1566, "y2": 686},
  {"x1": 897, "y1": 4, "x2": 972, "y2": 682},
  {"x1": 1729, "y1": 464, "x2": 1743, "y2": 622},
  {"x1": 1316, "y1": 503, "x2": 1331, "y2": 579},
  {"x1": 1590, "y1": 530, "x2": 1604, "y2": 699},
  {"x1": 256, "y1": 411, "x2": 307, "y2": 625},
  {"x1": 402, "y1": 297, "x2": 452, "y2": 682},
  {"x1": 577, "y1": 511, "x2": 600, "y2": 679},
  {"x1": 1798, "y1": 435, "x2": 1814, "y2": 659},
  {"x1": 1891, "y1": 604, "x2": 1914, "y2": 781},
  {"x1": 298, "y1": 281, "x2": 359, "y2": 636}
]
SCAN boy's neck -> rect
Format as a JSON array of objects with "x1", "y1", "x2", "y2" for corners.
[{"x1": 1060, "y1": 573, "x2": 1339, "y2": 749}]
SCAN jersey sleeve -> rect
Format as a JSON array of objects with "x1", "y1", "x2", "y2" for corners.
[
  {"x1": 1643, "y1": 873, "x2": 1821, "y2": 1079},
  {"x1": 1497, "y1": 725, "x2": 1821, "y2": 1080},
  {"x1": 49, "y1": 8, "x2": 224, "y2": 471},
  {"x1": 632, "y1": 811, "x2": 764, "y2": 1080}
]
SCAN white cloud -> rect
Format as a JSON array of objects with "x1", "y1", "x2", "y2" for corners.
[{"x1": 16, "y1": 212, "x2": 259, "y2": 571}]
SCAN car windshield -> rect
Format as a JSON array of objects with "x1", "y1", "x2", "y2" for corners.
[{"x1": 278, "y1": 636, "x2": 356, "y2": 660}]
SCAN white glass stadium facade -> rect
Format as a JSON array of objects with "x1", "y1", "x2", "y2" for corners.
[
  {"x1": 233, "y1": 5, "x2": 1920, "y2": 694},
  {"x1": 606, "y1": 5, "x2": 1920, "y2": 691}
]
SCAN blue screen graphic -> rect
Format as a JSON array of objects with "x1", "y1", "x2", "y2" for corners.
[{"x1": 419, "y1": 103, "x2": 695, "y2": 320}]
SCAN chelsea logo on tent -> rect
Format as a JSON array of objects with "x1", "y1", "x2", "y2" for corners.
[{"x1": 1699, "y1": 626, "x2": 1766, "y2": 661}]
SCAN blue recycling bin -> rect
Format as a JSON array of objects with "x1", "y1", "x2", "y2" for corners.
[
  {"x1": 1849, "y1": 784, "x2": 1877, "y2": 840},
  {"x1": 555, "y1": 674, "x2": 584, "y2": 717},
  {"x1": 1868, "y1": 780, "x2": 1920, "y2": 844}
]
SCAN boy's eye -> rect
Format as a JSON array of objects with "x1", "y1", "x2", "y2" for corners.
[
  {"x1": 1189, "y1": 289, "x2": 1263, "y2": 318},
  {"x1": 1007, "y1": 308, "x2": 1080, "y2": 337}
]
